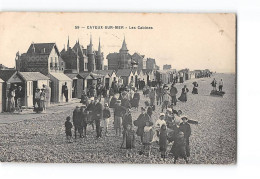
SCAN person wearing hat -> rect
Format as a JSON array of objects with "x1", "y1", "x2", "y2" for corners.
[
  {"x1": 114, "y1": 100, "x2": 126, "y2": 136},
  {"x1": 162, "y1": 91, "x2": 171, "y2": 112},
  {"x1": 172, "y1": 131, "x2": 189, "y2": 164},
  {"x1": 109, "y1": 94, "x2": 117, "y2": 109},
  {"x1": 93, "y1": 97, "x2": 103, "y2": 139},
  {"x1": 62, "y1": 82, "x2": 69, "y2": 102},
  {"x1": 102, "y1": 103, "x2": 111, "y2": 136},
  {"x1": 178, "y1": 85, "x2": 189, "y2": 102},
  {"x1": 170, "y1": 83, "x2": 178, "y2": 106},
  {"x1": 34, "y1": 88, "x2": 41, "y2": 113},
  {"x1": 131, "y1": 89, "x2": 140, "y2": 109},
  {"x1": 122, "y1": 108, "x2": 132, "y2": 130},
  {"x1": 179, "y1": 116, "x2": 191, "y2": 158},
  {"x1": 134, "y1": 107, "x2": 152, "y2": 143},
  {"x1": 192, "y1": 81, "x2": 199, "y2": 94},
  {"x1": 152, "y1": 113, "x2": 167, "y2": 143},
  {"x1": 121, "y1": 93, "x2": 131, "y2": 110},
  {"x1": 165, "y1": 108, "x2": 175, "y2": 128},
  {"x1": 140, "y1": 120, "x2": 154, "y2": 157},
  {"x1": 40, "y1": 88, "x2": 46, "y2": 113},
  {"x1": 86, "y1": 98, "x2": 95, "y2": 130},
  {"x1": 73, "y1": 106, "x2": 83, "y2": 139}
]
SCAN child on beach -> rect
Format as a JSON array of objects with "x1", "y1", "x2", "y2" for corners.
[
  {"x1": 140, "y1": 121, "x2": 154, "y2": 157},
  {"x1": 102, "y1": 103, "x2": 111, "y2": 136},
  {"x1": 173, "y1": 131, "x2": 188, "y2": 164},
  {"x1": 65, "y1": 116, "x2": 73, "y2": 142},
  {"x1": 159, "y1": 124, "x2": 168, "y2": 159},
  {"x1": 121, "y1": 124, "x2": 135, "y2": 157}
]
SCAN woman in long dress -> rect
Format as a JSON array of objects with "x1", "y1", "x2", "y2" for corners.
[
  {"x1": 9, "y1": 87, "x2": 16, "y2": 112},
  {"x1": 40, "y1": 88, "x2": 46, "y2": 113},
  {"x1": 178, "y1": 85, "x2": 189, "y2": 102}
]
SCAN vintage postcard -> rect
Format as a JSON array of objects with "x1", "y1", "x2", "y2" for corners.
[{"x1": 0, "y1": 12, "x2": 236, "y2": 164}]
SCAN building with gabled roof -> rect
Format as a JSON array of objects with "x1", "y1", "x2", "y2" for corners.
[
  {"x1": 16, "y1": 42, "x2": 65, "y2": 76},
  {"x1": 116, "y1": 69, "x2": 135, "y2": 86},
  {"x1": 48, "y1": 72, "x2": 72, "y2": 103},
  {"x1": 107, "y1": 36, "x2": 132, "y2": 70}
]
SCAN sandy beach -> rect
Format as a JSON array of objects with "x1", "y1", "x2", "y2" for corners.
[{"x1": 0, "y1": 73, "x2": 236, "y2": 164}]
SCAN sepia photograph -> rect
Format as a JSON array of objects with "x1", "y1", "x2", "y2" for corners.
[{"x1": 0, "y1": 12, "x2": 236, "y2": 164}]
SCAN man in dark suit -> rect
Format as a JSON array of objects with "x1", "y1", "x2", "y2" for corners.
[
  {"x1": 93, "y1": 97, "x2": 103, "y2": 139},
  {"x1": 62, "y1": 82, "x2": 69, "y2": 102}
]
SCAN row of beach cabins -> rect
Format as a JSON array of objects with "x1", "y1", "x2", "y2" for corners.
[{"x1": 0, "y1": 68, "x2": 210, "y2": 113}]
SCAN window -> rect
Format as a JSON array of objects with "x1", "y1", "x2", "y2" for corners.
[
  {"x1": 85, "y1": 63, "x2": 87, "y2": 70},
  {"x1": 61, "y1": 62, "x2": 64, "y2": 66},
  {"x1": 50, "y1": 57, "x2": 53, "y2": 68},
  {"x1": 55, "y1": 57, "x2": 57, "y2": 67}
]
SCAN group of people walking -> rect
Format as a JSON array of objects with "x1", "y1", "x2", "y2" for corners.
[{"x1": 65, "y1": 80, "x2": 199, "y2": 163}]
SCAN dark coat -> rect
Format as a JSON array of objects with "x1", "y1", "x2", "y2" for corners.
[
  {"x1": 86, "y1": 102, "x2": 95, "y2": 112},
  {"x1": 122, "y1": 114, "x2": 132, "y2": 129},
  {"x1": 147, "y1": 106, "x2": 153, "y2": 117},
  {"x1": 131, "y1": 92, "x2": 140, "y2": 107},
  {"x1": 134, "y1": 113, "x2": 151, "y2": 136},
  {"x1": 109, "y1": 97, "x2": 117, "y2": 108},
  {"x1": 159, "y1": 128, "x2": 167, "y2": 152},
  {"x1": 103, "y1": 108, "x2": 111, "y2": 119},
  {"x1": 114, "y1": 105, "x2": 126, "y2": 117},
  {"x1": 179, "y1": 122, "x2": 191, "y2": 139},
  {"x1": 65, "y1": 121, "x2": 73, "y2": 132},
  {"x1": 72, "y1": 108, "x2": 83, "y2": 128},
  {"x1": 121, "y1": 98, "x2": 131, "y2": 109},
  {"x1": 170, "y1": 86, "x2": 178, "y2": 96},
  {"x1": 93, "y1": 102, "x2": 103, "y2": 120}
]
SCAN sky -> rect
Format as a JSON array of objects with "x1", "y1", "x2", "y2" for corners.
[{"x1": 0, "y1": 12, "x2": 236, "y2": 73}]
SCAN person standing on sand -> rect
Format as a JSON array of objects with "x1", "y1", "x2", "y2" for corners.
[
  {"x1": 219, "y1": 79, "x2": 224, "y2": 92},
  {"x1": 178, "y1": 85, "x2": 189, "y2": 102},
  {"x1": 170, "y1": 83, "x2": 178, "y2": 106},
  {"x1": 211, "y1": 78, "x2": 217, "y2": 91},
  {"x1": 62, "y1": 82, "x2": 69, "y2": 102}
]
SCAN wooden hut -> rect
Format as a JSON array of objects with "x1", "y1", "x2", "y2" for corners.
[
  {"x1": 0, "y1": 70, "x2": 24, "y2": 111},
  {"x1": 18, "y1": 72, "x2": 50, "y2": 107},
  {"x1": 65, "y1": 73, "x2": 84, "y2": 99},
  {"x1": 116, "y1": 69, "x2": 135, "y2": 86},
  {"x1": 48, "y1": 72, "x2": 72, "y2": 103}
]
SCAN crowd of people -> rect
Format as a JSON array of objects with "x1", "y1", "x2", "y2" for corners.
[{"x1": 65, "y1": 81, "x2": 200, "y2": 163}]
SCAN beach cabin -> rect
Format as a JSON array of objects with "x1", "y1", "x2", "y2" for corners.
[
  {"x1": 0, "y1": 70, "x2": 25, "y2": 111},
  {"x1": 116, "y1": 69, "x2": 135, "y2": 87},
  {"x1": 18, "y1": 72, "x2": 50, "y2": 107},
  {"x1": 65, "y1": 73, "x2": 84, "y2": 99},
  {"x1": 138, "y1": 69, "x2": 148, "y2": 85},
  {"x1": 156, "y1": 70, "x2": 168, "y2": 84},
  {"x1": 48, "y1": 72, "x2": 72, "y2": 103},
  {"x1": 95, "y1": 70, "x2": 117, "y2": 89}
]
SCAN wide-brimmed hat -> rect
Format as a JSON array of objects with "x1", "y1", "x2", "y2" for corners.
[
  {"x1": 160, "y1": 113, "x2": 165, "y2": 117},
  {"x1": 181, "y1": 116, "x2": 188, "y2": 120},
  {"x1": 166, "y1": 108, "x2": 172, "y2": 112},
  {"x1": 116, "y1": 100, "x2": 121, "y2": 103},
  {"x1": 90, "y1": 97, "x2": 94, "y2": 101}
]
